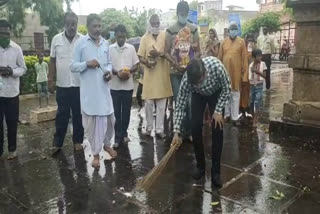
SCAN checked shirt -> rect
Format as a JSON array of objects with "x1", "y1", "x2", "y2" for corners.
[{"x1": 173, "y1": 56, "x2": 231, "y2": 133}]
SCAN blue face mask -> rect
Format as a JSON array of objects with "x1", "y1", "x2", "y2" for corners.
[
  {"x1": 229, "y1": 29, "x2": 238, "y2": 39},
  {"x1": 178, "y1": 15, "x2": 188, "y2": 25}
]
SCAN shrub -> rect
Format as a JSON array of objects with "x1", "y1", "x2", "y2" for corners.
[
  {"x1": 242, "y1": 12, "x2": 281, "y2": 37},
  {"x1": 21, "y1": 55, "x2": 50, "y2": 94}
]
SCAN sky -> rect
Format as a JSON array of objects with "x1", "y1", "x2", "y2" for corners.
[{"x1": 71, "y1": 0, "x2": 260, "y2": 15}]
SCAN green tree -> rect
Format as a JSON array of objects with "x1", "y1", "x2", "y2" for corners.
[
  {"x1": 100, "y1": 8, "x2": 136, "y2": 38},
  {"x1": 189, "y1": 0, "x2": 199, "y2": 11},
  {"x1": 77, "y1": 25, "x2": 87, "y2": 35},
  {"x1": 125, "y1": 7, "x2": 161, "y2": 37},
  {"x1": 2, "y1": 0, "x2": 77, "y2": 43},
  {"x1": 100, "y1": 8, "x2": 160, "y2": 38},
  {"x1": 242, "y1": 12, "x2": 281, "y2": 36},
  {"x1": 65, "y1": 0, "x2": 78, "y2": 11}
]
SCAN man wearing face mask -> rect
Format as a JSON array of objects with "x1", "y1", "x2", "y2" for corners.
[
  {"x1": 49, "y1": 12, "x2": 84, "y2": 152},
  {"x1": 71, "y1": 14, "x2": 117, "y2": 168},
  {"x1": 171, "y1": 57, "x2": 231, "y2": 188},
  {"x1": 109, "y1": 24, "x2": 139, "y2": 148},
  {"x1": 138, "y1": 14, "x2": 173, "y2": 139},
  {"x1": 0, "y1": 19, "x2": 27, "y2": 160},
  {"x1": 218, "y1": 22, "x2": 248, "y2": 126},
  {"x1": 165, "y1": 0, "x2": 200, "y2": 141}
]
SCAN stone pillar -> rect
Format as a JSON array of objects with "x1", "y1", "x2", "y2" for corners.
[{"x1": 270, "y1": 0, "x2": 320, "y2": 136}]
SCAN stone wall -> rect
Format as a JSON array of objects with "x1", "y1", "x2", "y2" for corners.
[{"x1": 283, "y1": 0, "x2": 320, "y2": 127}]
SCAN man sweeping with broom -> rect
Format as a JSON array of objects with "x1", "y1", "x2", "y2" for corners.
[{"x1": 171, "y1": 56, "x2": 231, "y2": 188}]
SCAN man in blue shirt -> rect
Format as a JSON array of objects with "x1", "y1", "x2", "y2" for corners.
[{"x1": 71, "y1": 14, "x2": 117, "y2": 169}]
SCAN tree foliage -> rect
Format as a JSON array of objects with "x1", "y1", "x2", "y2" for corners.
[
  {"x1": 100, "y1": 7, "x2": 160, "y2": 38},
  {"x1": 1, "y1": 0, "x2": 74, "y2": 43},
  {"x1": 100, "y1": 9, "x2": 136, "y2": 38},
  {"x1": 77, "y1": 25, "x2": 87, "y2": 35},
  {"x1": 242, "y1": 12, "x2": 281, "y2": 36},
  {"x1": 65, "y1": 0, "x2": 78, "y2": 11},
  {"x1": 189, "y1": 0, "x2": 199, "y2": 10}
]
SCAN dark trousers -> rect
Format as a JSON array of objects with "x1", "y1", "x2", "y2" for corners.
[
  {"x1": 111, "y1": 90, "x2": 133, "y2": 143},
  {"x1": 262, "y1": 54, "x2": 272, "y2": 89},
  {"x1": 54, "y1": 87, "x2": 84, "y2": 147},
  {"x1": 191, "y1": 91, "x2": 224, "y2": 176},
  {"x1": 0, "y1": 96, "x2": 19, "y2": 156},
  {"x1": 136, "y1": 82, "x2": 143, "y2": 108}
]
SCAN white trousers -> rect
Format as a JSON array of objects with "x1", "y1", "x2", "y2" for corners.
[
  {"x1": 145, "y1": 98, "x2": 167, "y2": 134},
  {"x1": 82, "y1": 112, "x2": 115, "y2": 156},
  {"x1": 225, "y1": 91, "x2": 240, "y2": 121}
]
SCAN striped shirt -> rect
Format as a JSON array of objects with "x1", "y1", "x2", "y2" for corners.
[{"x1": 173, "y1": 56, "x2": 231, "y2": 133}]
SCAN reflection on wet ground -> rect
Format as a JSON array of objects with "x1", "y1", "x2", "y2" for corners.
[{"x1": 1, "y1": 69, "x2": 320, "y2": 214}]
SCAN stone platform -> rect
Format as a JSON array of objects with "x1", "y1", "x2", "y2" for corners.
[{"x1": 29, "y1": 106, "x2": 57, "y2": 124}]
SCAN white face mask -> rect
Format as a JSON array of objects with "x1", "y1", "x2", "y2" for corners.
[
  {"x1": 150, "y1": 27, "x2": 160, "y2": 35},
  {"x1": 147, "y1": 23, "x2": 161, "y2": 35}
]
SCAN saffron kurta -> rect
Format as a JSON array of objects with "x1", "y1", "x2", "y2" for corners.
[
  {"x1": 218, "y1": 37, "x2": 248, "y2": 91},
  {"x1": 138, "y1": 31, "x2": 173, "y2": 100}
]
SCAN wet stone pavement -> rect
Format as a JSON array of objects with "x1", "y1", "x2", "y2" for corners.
[{"x1": 1, "y1": 68, "x2": 320, "y2": 214}]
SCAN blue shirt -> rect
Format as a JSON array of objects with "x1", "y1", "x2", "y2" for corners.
[{"x1": 70, "y1": 34, "x2": 113, "y2": 116}]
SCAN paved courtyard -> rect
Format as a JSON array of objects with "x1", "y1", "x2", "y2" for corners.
[{"x1": 0, "y1": 67, "x2": 320, "y2": 214}]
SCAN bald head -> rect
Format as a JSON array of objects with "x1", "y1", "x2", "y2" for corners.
[{"x1": 149, "y1": 14, "x2": 160, "y2": 28}]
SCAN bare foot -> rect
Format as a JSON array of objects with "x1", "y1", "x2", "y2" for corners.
[
  {"x1": 7, "y1": 151, "x2": 17, "y2": 160},
  {"x1": 74, "y1": 143, "x2": 83, "y2": 151},
  {"x1": 92, "y1": 155, "x2": 100, "y2": 168},
  {"x1": 104, "y1": 146, "x2": 117, "y2": 159}
]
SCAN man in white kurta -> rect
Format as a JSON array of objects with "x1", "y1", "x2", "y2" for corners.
[{"x1": 70, "y1": 14, "x2": 117, "y2": 168}]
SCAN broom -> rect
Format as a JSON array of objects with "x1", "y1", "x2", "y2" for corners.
[{"x1": 136, "y1": 140, "x2": 182, "y2": 191}]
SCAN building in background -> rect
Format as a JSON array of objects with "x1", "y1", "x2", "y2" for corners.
[
  {"x1": 206, "y1": 9, "x2": 258, "y2": 38},
  {"x1": 259, "y1": 0, "x2": 283, "y2": 13},
  {"x1": 196, "y1": 0, "x2": 258, "y2": 39},
  {"x1": 198, "y1": 0, "x2": 223, "y2": 17},
  {"x1": 11, "y1": 13, "x2": 87, "y2": 54},
  {"x1": 258, "y1": 0, "x2": 296, "y2": 54},
  {"x1": 11, "y1": 13, "x2": 49, "y2": 53}
]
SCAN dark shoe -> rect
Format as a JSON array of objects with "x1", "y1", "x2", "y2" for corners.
[
  {"x1": 192, "y1": 168, "x2": 205, "y2": 180},
  {"x1": 50, "y1": 147, "x2": 62, "y2": 157},
  {"x1": 212, "y1": 174, "x2": 222, "y2": 188},
  {"x1": 113, "y1": 142, "x2": 120, "y2": 149}
]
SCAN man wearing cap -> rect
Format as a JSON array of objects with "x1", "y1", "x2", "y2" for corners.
[{"x1": 0, "y1": 19, "x2": 27, "y2": 160}]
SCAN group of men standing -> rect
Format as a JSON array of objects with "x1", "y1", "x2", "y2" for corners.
[{"x1": 0, "y1": 0, "x2": 275, "y2": 189}]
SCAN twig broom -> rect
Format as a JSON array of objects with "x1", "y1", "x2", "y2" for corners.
[{"x1": 136, "y1": 142, "x2": 181, "y2": 191}]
